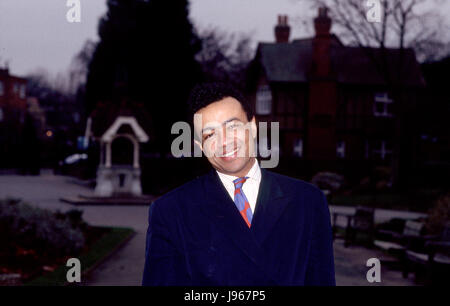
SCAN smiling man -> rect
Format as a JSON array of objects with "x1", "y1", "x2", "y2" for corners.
[{"x1": 142, "y1": 82, "x2": 335, "y2": 286}]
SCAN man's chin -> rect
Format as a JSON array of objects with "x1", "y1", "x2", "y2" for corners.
[{"x1": 214, "y1": 158, "x2": 251, "y2": 176}]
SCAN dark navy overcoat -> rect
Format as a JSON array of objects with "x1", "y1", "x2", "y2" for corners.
[{"x1": 142, "y1": 168, "x2": 335, "y2": 286}]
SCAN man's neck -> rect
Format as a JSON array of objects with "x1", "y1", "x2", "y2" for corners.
[{"x1": 218, "y1": 158, "x2": 256, "y2": 178}]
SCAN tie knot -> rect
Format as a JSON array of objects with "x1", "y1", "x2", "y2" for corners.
[{"x1": 233, "y1": 176, "x2": 248, "y2": 189}]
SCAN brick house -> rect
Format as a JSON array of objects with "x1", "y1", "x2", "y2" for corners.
[
  {"x1": 0, "y1": 68, "x2": 29, "y2": 169},
  {"x1": 0, "y1": 68, "x2": 27, "y2": 122},
  {"x1": 246, "y1": 8, "x2": 425, "y2": 182}
]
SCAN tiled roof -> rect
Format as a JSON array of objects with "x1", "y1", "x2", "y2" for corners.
[{"x1": 255, "y1": 36, "x2": 425, "y2": 87}]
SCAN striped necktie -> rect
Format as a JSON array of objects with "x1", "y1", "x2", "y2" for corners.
[{"x1": 233, "y1": 176, "x2": 253, "y2": 227}]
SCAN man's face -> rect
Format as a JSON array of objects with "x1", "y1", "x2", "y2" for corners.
[{"x1": 194, "y1": 97, "x2": 257, "y2": 177}]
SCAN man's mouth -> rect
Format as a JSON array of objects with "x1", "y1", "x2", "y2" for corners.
[
  {"x1": 223, "y1": 147, "x2": 239, "y2": 157},
  {"x1": 216, "y1": 146, "x2": 242, "y2": 161}
]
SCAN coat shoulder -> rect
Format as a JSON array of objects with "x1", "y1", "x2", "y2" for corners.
[
  {"x1": 150, "y1": 173, "x2": 207, "y2": 212},
  {"x1": 264, "y1": 169, "x2": 324, "y2": 199}
]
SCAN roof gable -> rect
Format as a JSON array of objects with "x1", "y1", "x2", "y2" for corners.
[
  {"x1": 101, "y1": 116, "x2": 149, "y2": 142},
  {"x1": 254, "y1": 36, "x2": 425, "y2": 87}
]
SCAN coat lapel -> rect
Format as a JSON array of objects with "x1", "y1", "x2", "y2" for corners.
[
  {"x1": 250, "y1": 168, "x2": 291, "y2": 246},
  {"x1": 199, "y1": 167, "x2": 292, "y2": 280},
  {"x1": 201, "y1": 169, "x2": 261, "y2": 261}
]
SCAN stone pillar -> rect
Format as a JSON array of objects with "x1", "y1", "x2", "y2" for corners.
[
  {"x1": 105, "y1": 141, "x2": 112, "y2": 168},
  {"x1": 133, "y1": 139, "x2": 139, "y2": 168},
  {"x1": 95, "y1": 166, "x2": 113, "y2": 196}
]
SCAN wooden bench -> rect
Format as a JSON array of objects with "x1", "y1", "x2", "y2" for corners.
[
  {"x1": 404, "y1": 222, "x2": 450, "y2": 285},
  {"x1": 374, "y1": 220, "x2": 424, "y2": 253},
  {"x1": 333, "y1": 206, "x2": 375, "y2": 248}
]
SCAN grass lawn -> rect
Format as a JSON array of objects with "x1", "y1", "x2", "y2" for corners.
[{"x1": 24, "y1": 226, "x2": 135, "y2": 286}]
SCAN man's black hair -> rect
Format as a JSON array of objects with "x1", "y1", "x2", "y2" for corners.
[{"x1": 187, "y1": 82, "x2": 254, "y2": 123}]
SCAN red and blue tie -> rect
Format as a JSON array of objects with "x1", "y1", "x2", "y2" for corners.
[{"x1": 233, "y1": 176, "x2": 253, "y2": 227}]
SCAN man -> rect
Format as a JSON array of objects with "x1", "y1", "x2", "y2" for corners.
[{"x1": 142, "y1": 82, "x2": 335, "y2": 286}]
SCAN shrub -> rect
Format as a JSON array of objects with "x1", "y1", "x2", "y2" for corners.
[
  {"x1": 311, "y1": 171, "x2": 346, "y2": 192},
  {"x1": 426, "y1": 193, "x2": 450, "y2": 235},
  {"x1": 0, "y1": 198, "x2": 85, "y2": 258}
]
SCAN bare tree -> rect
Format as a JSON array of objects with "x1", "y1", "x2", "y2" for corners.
[
  {"x1": 195, "y1": 27, "x2": 255, "y2": 88},
  {"x1": 295, "y1": 0, "x2": 449, "y2": 189},
  {"x1": 297, "y1": 0, "x2": 449, "y2": 61},
  {"x1": 68, "y1": 40, "x2": 97, "y2": 95}
]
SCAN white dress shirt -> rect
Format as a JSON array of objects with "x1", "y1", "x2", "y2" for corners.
[{"x1": 216, "y1": 159, "x2": 262, "y2": 214}]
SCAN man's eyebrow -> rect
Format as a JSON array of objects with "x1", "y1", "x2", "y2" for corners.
[
  {"x1": 223, "y1": 117, "x2": 242, "y2": 125},
  {"x1": 201, "y1": 117, "x2": 242, "y2": 134}
]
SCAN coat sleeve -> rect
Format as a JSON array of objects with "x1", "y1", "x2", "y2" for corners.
[
  {"x1": 142, "y1": 199, "x2": 191, "y2": 286},
  {"x1": 304, "y1": 191, "x2": 336, "y2": 286}
]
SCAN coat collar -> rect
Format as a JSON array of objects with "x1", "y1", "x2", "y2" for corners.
[{"x1": 199, "y1": 167, "x2": 291, "y2": 282}]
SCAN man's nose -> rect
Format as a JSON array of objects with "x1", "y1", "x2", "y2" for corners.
[
  {"x1": 221, "y1": 127, "x2": 228, "y2": 144},
  {"x1": 220, "y1": 127, "x2": 236, "y2": 149},
  {"x1": 216, "y1": 127, "x2": 226, "y2": 150}
]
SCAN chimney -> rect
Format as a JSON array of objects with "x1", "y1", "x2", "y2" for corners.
[
  {"x1": 314, "y1": 7, "x2": 331, "y2": 37},
  {"x1": 312, "y1": 7, "x2": 332, "y2": 77},
  {"x1": 274, "y1": 15, "x2": 290, "y2": 43},
  {"x1": 306, "y1": 7, "x2": 337, "y2": 161}
]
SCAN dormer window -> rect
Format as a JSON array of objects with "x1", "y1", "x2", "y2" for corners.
[
  {"x1": 293, "y1": 138, "x2": 303, "y2": 157},
  {"x1": 373, "y1": 92, "x2": 393, "y2": 117},
  {"x1": 256, "y1": 85, "x2": 272, "y2": 115},
  {"x1": 336, "y1": 140, "x2": 345, "y2": 158}
]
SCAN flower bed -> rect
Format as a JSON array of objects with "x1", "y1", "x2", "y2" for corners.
[{"x1": 0, "y1": 198, "x2": 134, "y2": 285}]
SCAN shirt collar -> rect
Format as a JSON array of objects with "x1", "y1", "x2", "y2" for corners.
[{"x1": 216, "y1": 159, "x2": 261, "y2": 184}]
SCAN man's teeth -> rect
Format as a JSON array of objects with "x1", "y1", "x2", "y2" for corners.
[{"x1": 223, "y1": 148, "x2": 238, "y2": 157}]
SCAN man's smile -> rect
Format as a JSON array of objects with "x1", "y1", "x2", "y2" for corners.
[{"x1": 218, "y1": 146, "x2": 240, "y2": 161}]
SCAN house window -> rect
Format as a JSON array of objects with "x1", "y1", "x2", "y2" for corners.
[
  {"x1": 373, "y1": 92, "x2": 393, "y2": 117},
  {"x1": 13, "y1": 83, "x2": 19, "y2": 94},
  {"x1": 19, "y1": 84, "x2": 26, "y2": 99},
  {"x1": 0, "y1": 81, "x2": 4, "y2": 96},
  {"x1": 336, "y1": 140, "x2": 345, "y2": 158},
  {"x1": 293, "y1": 138, "x2": 303, "y2": 157},
  {"x1": 256, "y1": 85, "x2": 272, "y2": 115},
  {"x1": 373, "y1": 140, "x2": 392, "y2": 161},
  {"x1": 0, "y1": 108, "x2": 3, "y2": 122}
]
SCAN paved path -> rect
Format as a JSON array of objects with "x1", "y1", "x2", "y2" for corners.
[
  {"x1": 0, "y1": 171, "x2": 148, "y2": 286},
  {"x1": 0, "y1": 171, "x2": 417, "y2": 286},
  {"x1": 330, "y1": 206, "x2": 426, "y2": 226}
]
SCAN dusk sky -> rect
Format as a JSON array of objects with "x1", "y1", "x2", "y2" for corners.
[{"x1": 0, "y1": 0, "x2": 448, "y2": 77}]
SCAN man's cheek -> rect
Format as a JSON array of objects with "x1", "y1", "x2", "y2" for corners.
[
  {"x1": 203, "y1": 141, "x2": 215, "y2": 158},
  {"x1": 211, "y1": 142, "x2": 223, "y2": 158},
  {"x1": 236, "y1": 136, "x2": 248, "y2": 157}
]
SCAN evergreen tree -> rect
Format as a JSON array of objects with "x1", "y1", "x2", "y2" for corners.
[{"x1": 85, "y1": 0, "x2": 202, "y2": 154}]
